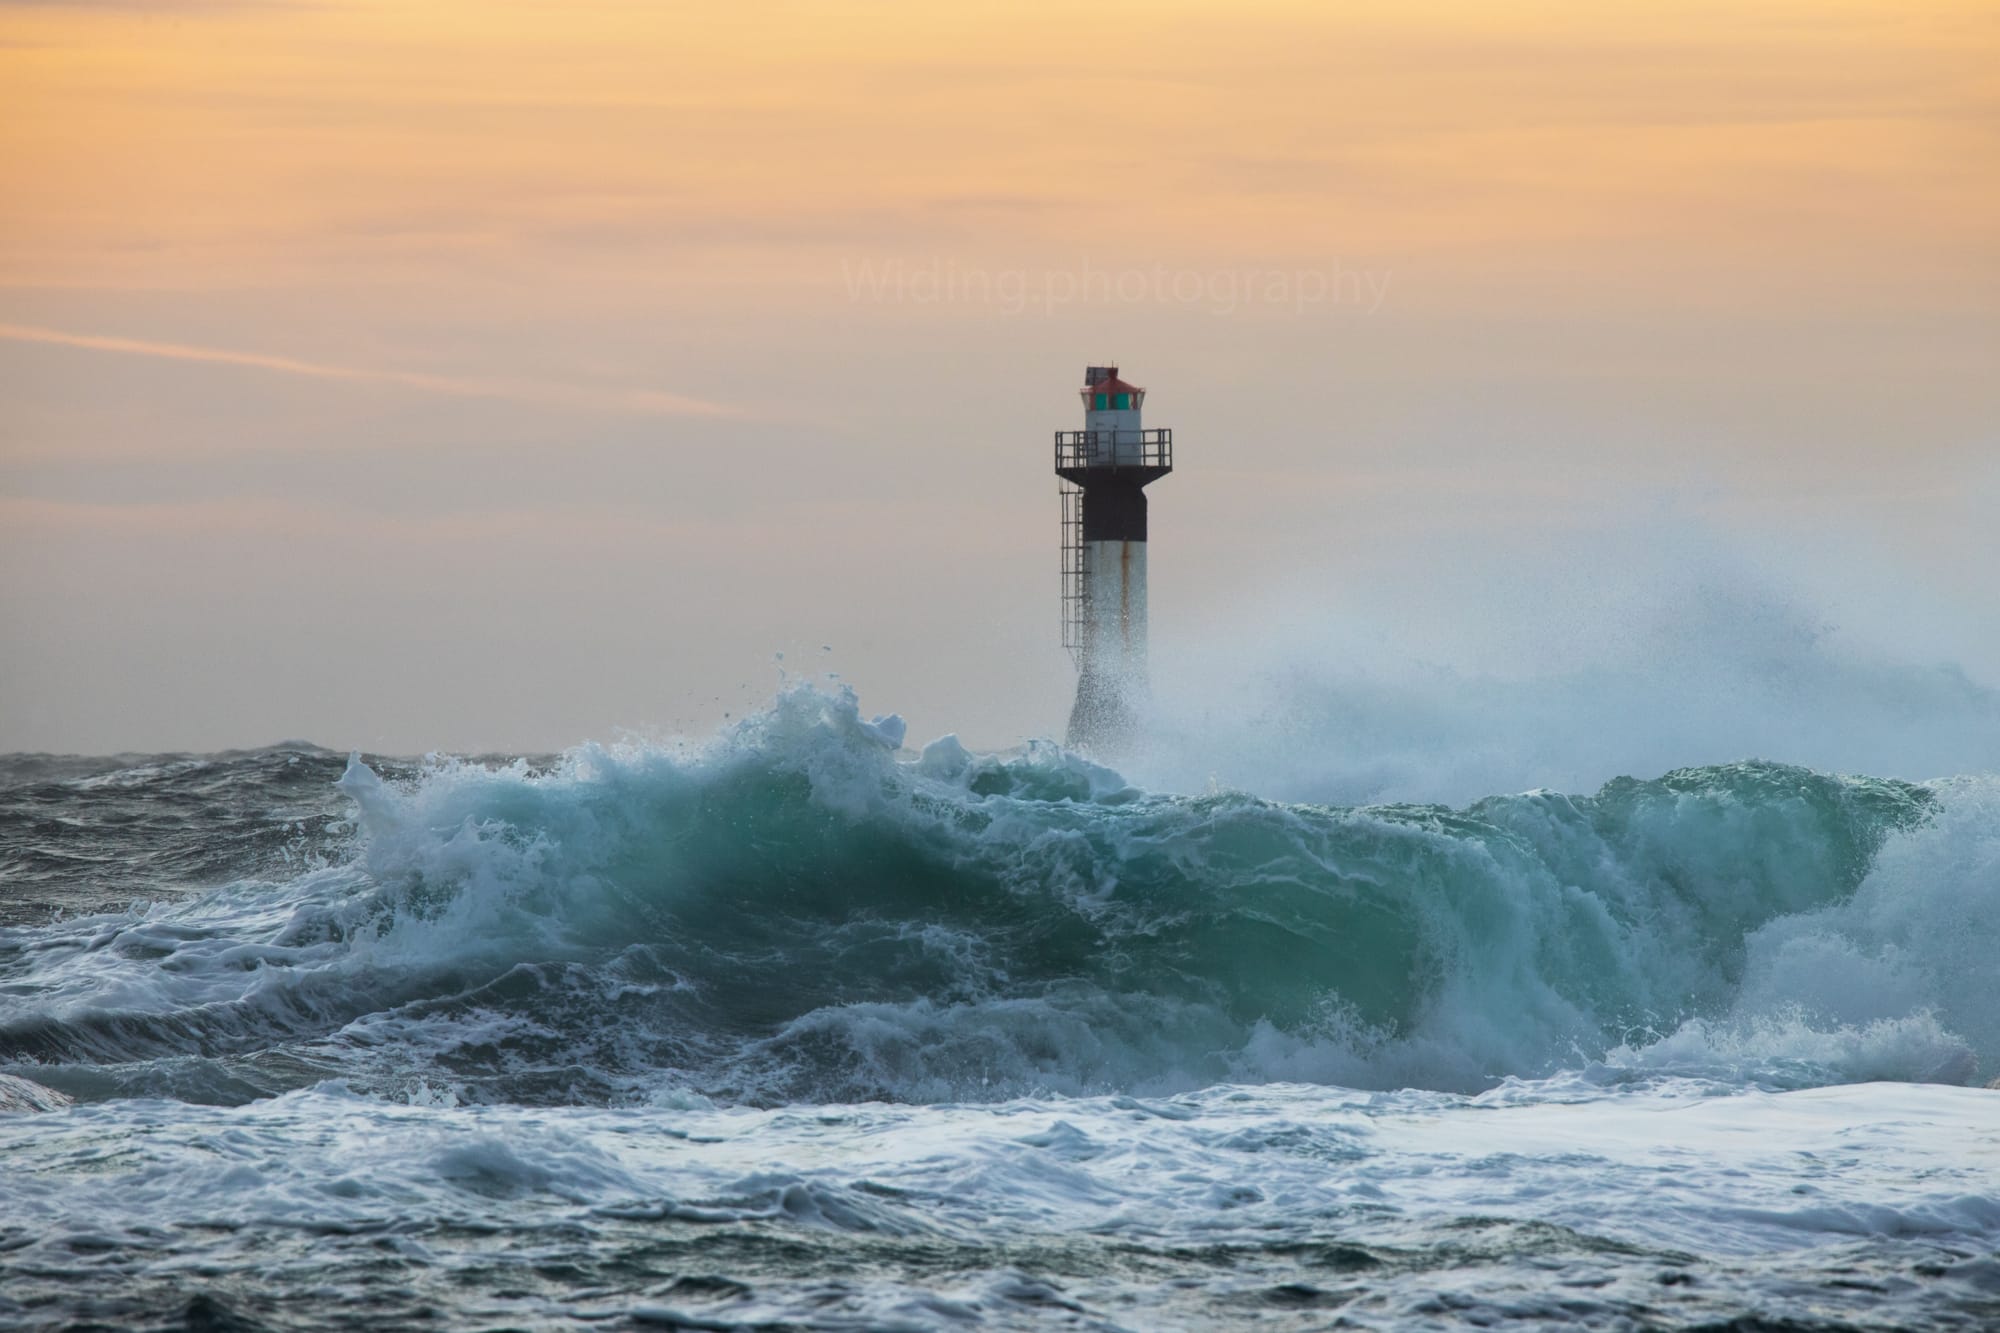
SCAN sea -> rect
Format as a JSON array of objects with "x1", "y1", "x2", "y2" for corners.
[{"x1": 2, "y1": 684, "x2": 1996, "y2": 1331}]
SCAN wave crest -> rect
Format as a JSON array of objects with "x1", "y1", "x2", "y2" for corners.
[{"x1": 4, "y1": 686, "x2": 1987, "y2": 1104}]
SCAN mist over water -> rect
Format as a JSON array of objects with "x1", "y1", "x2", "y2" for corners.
[{"x1": 1137, "y1": 548, "x2": 2000, "y2": 807}]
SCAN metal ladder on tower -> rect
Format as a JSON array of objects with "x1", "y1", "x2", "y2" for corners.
[{"x1": 1059, "y1": 480, "x2": 1086, "y2": 664}]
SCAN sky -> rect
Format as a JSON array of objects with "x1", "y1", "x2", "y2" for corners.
[{"x1": 1, "y1": 0, "x2": 1997, "y2": 758}]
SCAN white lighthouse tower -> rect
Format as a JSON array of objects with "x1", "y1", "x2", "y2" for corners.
[{"x1": 1056, "y1": 366, "x2": 1173, "y2": 750}]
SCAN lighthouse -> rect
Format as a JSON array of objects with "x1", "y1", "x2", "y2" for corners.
[{"x1": 1056, "y1": 366, "x2": 1173, "y2": 750}]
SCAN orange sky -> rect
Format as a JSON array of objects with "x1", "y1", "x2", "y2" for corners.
[
  {"x1": 2, "y1": 0, "x2": 1997, "y2": 753},
  {"x1": 8, "y1": 1, "x2": 1994, "y2": 307}
]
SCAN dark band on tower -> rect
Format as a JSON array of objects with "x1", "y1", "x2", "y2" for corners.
[{"x1": 1077, "y1": 481, "x2": 1147, "y2": 542}]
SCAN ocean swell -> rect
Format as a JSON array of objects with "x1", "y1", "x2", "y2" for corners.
[{"x1": 1, "y1": 687, "x2": 1990, "y2": 1106}]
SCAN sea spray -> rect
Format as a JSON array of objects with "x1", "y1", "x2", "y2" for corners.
[
  {"x1": 3, "y1": 685, "x2": 1975, "y2": 1107},
  {"x1": 1135, "y1": 571, "x2": 2000, "y2": 807}
]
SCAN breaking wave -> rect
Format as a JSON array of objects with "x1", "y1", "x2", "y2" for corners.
[{"x1": 3, "y1": 686, "x2": 1995, "y2": 1106}]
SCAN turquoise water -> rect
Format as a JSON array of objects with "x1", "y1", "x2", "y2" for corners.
[{"x1": 2, "y1": 686, "x2": 1996, "y2": 1329}]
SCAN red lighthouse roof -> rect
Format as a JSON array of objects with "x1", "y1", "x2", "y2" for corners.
[{"x1": 1081, "y1": 365, "x2": 1144, "y2": 397}]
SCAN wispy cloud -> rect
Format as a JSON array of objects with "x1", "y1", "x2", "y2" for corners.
[{"x1": 0, "y1": 323, "x2": 738, "y2": 419}]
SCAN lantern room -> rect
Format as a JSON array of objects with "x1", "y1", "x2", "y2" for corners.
[{"x1": 1081, "y1": 365, "x2": 1145, "y2": 436}]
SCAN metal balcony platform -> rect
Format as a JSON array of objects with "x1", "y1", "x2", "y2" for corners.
[{"x1": 1053, "y1": 428, "x2": 1173, "y2": 484}]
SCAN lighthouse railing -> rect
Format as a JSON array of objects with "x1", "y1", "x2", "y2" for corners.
[{"x1": 1054, "y1": 428, "x2": 1172, "y2": 472}]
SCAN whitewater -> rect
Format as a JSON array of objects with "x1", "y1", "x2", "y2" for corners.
[{"x1": 3, "y1": 683, "x2": 1998, "y2": 1330}]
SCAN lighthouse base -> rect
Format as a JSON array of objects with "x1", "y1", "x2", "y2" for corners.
[{"x1": 1066, "y1": 669, "x2": 1142, "y2": 755}]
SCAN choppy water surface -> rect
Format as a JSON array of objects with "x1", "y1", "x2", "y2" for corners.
[{"x1": 3, "y1": 688, "x2": 1996, "y2": 1330}]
